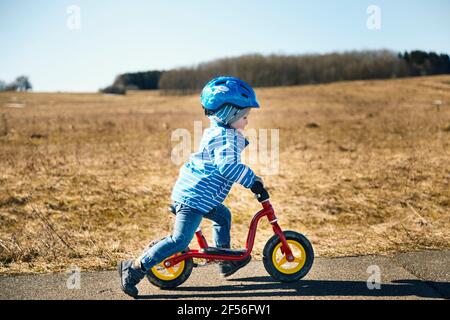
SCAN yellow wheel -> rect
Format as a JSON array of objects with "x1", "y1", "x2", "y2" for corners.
[
  {"x1": 272, "y1": 240, "x2": 307, "y2": 274},
  {"x1": 145, "y1": 243, "x2": 193, "y2": 289},
  {"x1": 263, "y1": 231, "x2": 314, "y2": 282},
  {"x1": 151, "y1": 254, "x2": 186, "y2": 281}
]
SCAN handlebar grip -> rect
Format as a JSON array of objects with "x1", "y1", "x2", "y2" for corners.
[{"x1": 250, "y1": 181, "x2": 270, "y2": 202}]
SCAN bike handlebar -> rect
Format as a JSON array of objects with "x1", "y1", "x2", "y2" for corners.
[{"x1": 250, "y1": 181, "x2": 270, "y2": 202}]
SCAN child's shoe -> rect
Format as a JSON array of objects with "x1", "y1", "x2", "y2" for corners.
[
  {"x1": 219, "y1": 255, "x2": 252, "y2": 278},
  {"x1": 118, "y1": 259, "x2": 146, "y2": 297}
]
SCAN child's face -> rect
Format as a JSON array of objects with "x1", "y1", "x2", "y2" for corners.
[{"x1": 231, "y1": 110, "x2": 250, "y2": 131}]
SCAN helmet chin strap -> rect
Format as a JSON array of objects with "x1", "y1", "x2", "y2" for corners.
[{"x1": 208, "y1": 115, "x2": 234, "y2": 129}]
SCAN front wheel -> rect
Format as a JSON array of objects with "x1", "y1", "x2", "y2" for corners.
[{"x1": 263, "y1": 231, "x2": 314, "y2": 283}]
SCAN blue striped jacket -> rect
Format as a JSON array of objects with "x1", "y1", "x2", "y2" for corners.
[{"x1": 171, "y1": 118, "x2": 256, "y2": 214}]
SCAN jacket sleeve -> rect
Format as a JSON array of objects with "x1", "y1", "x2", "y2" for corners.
[{"x1": 212, "y1": 132, "x2": 256, "y2": 188}]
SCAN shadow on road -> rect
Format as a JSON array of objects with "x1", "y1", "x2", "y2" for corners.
[{"x1": 136, "y1": 276, "x2": 449, "y2": 300}]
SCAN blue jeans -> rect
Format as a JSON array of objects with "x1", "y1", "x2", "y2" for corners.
[{"x1": 139, "y1": 202, "x2": 232, "y2": 270}]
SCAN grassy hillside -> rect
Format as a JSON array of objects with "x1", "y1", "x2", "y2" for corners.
[{"x1": 1, "y1": 75, "x2": 449, "y2": 274}]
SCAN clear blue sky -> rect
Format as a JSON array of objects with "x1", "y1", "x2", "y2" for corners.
[{"x1": 1, "y1": 0, "x2": 449, "y2": 92}]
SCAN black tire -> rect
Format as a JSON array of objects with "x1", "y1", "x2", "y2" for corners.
[
  {"x1": 263, "y1": 230, "x2": 314, "y2": 283},
  {"x1": 144, "y1": 239, "x2": 193, "y2": 290}
]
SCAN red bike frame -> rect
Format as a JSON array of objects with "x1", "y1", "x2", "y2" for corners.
[{"x1": 162, "y1": 200, "x2": 295, "y2": 268}]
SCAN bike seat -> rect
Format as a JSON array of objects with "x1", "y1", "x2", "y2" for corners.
[{"x1": 202, "y1": 247, "x2": 247, "y2": 256}]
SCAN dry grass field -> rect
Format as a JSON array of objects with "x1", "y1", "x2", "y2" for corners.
[{"x1": 0, "y1": 75, "x2": 449, "y2": 274}]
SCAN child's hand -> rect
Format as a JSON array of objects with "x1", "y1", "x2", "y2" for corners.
[
  {"x1": 254, "y1": 176, "x2": 264, "y2": 186},
  {"x1": 250, "y1": 178, "x2": 270, "y2": 202}
]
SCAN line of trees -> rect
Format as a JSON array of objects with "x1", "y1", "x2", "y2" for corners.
[
  {"x1": 100, "y1": 50, "x2": 450, "y2": 94},
  {"x1": 400, "y1": 51, "x2": 450, "y2": 76},
  {"x1": 0, "y1": 76, "x2": 32, "y2": 92}
]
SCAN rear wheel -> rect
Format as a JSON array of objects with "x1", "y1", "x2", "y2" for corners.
[
  {"x1": 145, "y1": 239, "x2": 193, "y2": 289},
  {"x1": 263, "y1": 231, "x2": 314, "y2": 282}
]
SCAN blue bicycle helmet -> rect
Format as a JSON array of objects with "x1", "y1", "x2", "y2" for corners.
[{"x1": 200, "y1": 76, "x2": 260, "y2": 112}]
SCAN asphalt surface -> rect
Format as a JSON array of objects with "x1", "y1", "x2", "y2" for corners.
[{"x1": 0, "y1": 250, "x2": 449, "y2": 300}]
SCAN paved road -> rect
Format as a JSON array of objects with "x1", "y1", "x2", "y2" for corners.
[{"x1": 0, "y1": 250, "x2": 449, "y2": 300}]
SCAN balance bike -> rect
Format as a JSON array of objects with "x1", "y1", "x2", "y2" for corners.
[{"x1": 146, "y1": 185, "x2": 314, "y2": 289}]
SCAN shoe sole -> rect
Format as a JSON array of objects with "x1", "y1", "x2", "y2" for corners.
[
  {"x1": 117, "y1": 261, "x2": 138, "y2": 298},
  {"x1": 221, "y1": 256, "x2": 252, "y2": 278}
]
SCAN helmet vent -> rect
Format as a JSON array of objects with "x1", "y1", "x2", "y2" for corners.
[
  {"x1": 241, "y1": 93, "x2": 249, "y2": 98},
  {"x1": 240, "y1": 84, "x2": 251, "y2": 93},
  {"x1": 215, "y1": 80, "x2": 226, "y2": 86}
]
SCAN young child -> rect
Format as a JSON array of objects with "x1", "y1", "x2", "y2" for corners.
[{"x1": 118, "y1": 76, "x2": 264, "y2": 297}]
